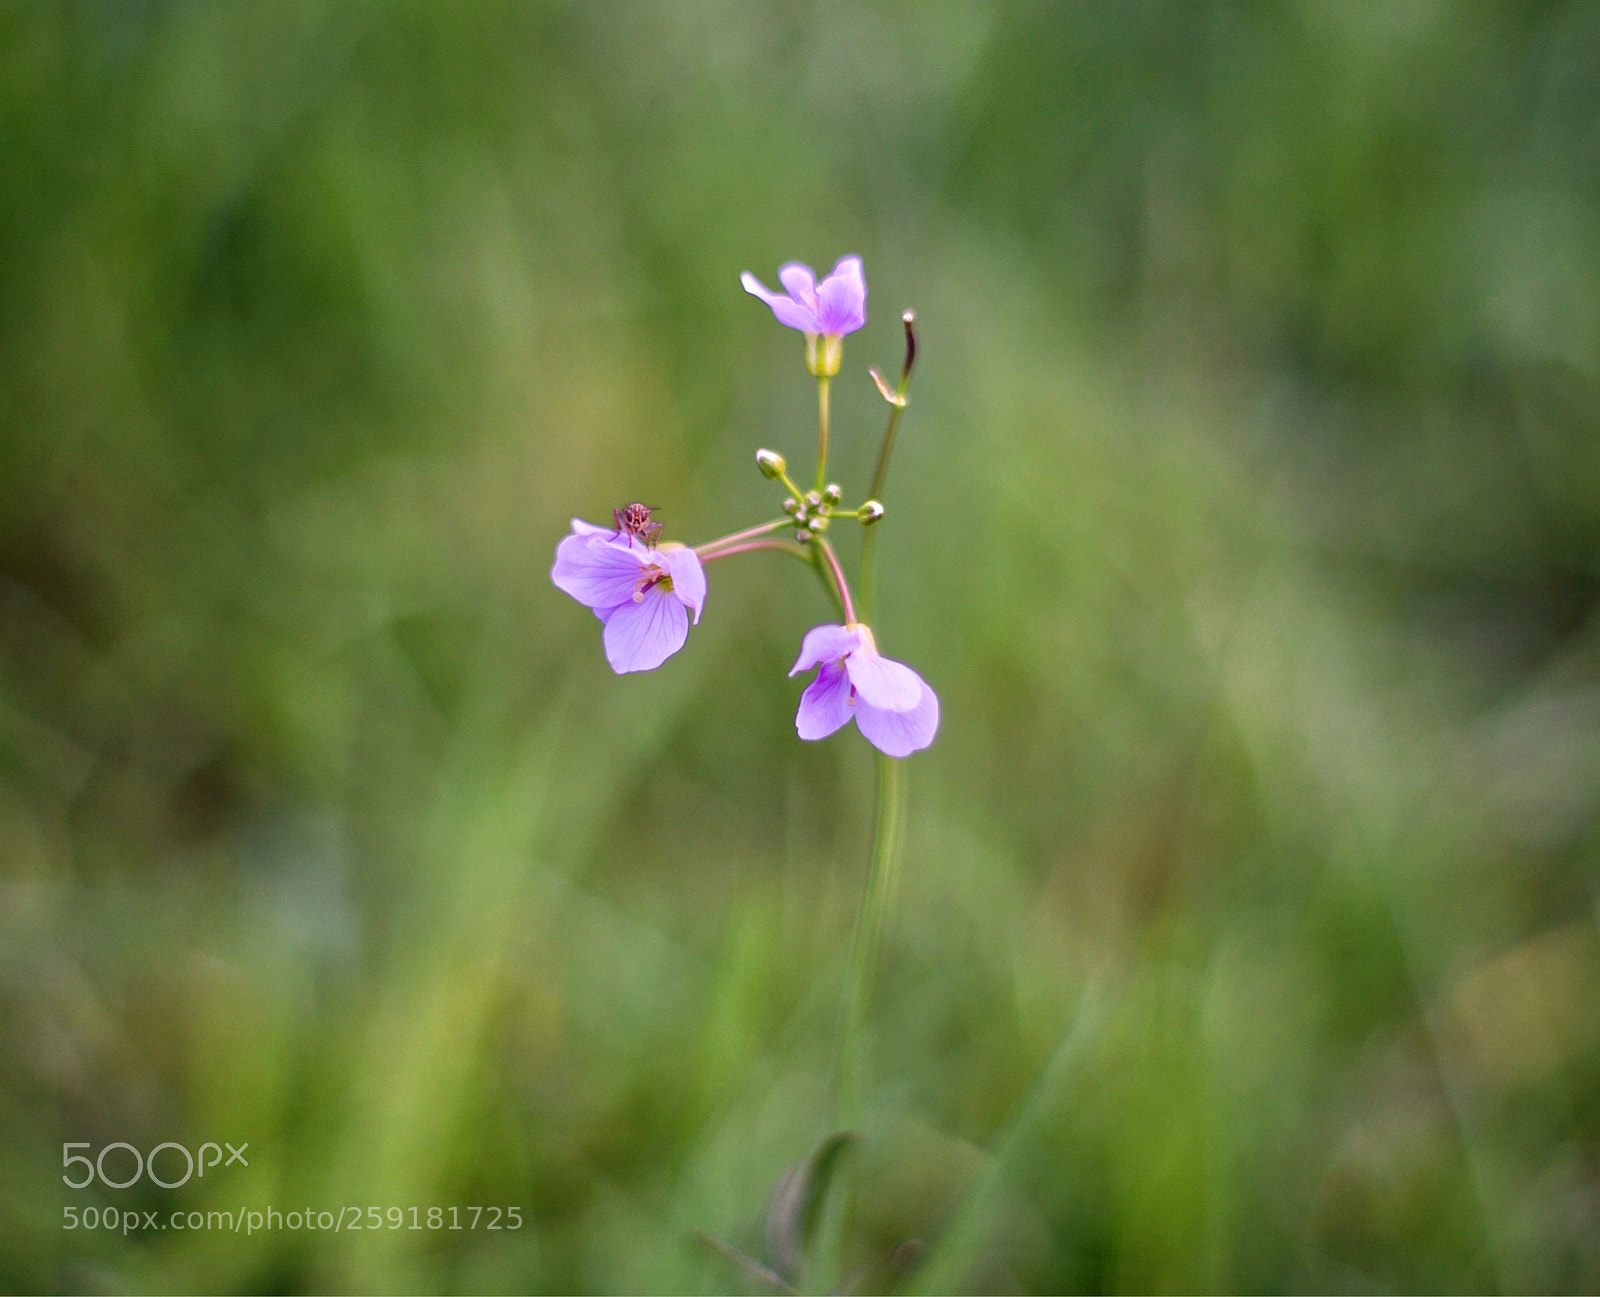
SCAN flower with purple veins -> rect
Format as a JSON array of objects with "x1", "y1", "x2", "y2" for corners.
[
  {"x1": 741, "y1": 256, "x2": 866, "y2": 376},
  {"x1": 551, "y1": 519, "x2": 707, "y2": 674},
  {"x1": 790, "y1": 622, "x2": 939, "y2": 758}
]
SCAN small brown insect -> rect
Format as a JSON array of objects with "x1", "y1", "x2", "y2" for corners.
[{"x1": 612, "y1": 501, "x2": 663, "y2": 547}]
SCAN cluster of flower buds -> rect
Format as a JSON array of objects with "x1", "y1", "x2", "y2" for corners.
[
  {"x1": 551, "y1": 255, "x2": 936, "y2": 757},
  {"x1": 772, "y1": 476, "x2": 885, "y2": 542},
  {"x1": 776, "y1": 481, "x2": 835, "y2": 539}
]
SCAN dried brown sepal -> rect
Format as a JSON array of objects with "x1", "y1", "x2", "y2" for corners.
[{"x1": 869, "y1": 367, "x2": 907, "y2": 408}]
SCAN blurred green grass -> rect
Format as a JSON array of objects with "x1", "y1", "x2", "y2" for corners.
[{"x1": 3, "y1": 2, "x2": 1600, "y2": 1291}]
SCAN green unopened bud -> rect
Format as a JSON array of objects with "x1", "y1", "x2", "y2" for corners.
[
  {"x1": 858, "y1": 500, "x2": 885, "y2": 524},
  {"x1": 795, "y1": 528, "x2": 812, "y2": 543},
  {"x1": 822, "y1": 483, "x2": 842, "y2": 505},
  {"x1": 810, "y1": 514, "x2": 829, "y2": 532},
  {"x1": 783, "y1": 496, "x2": 799, "y2": 515},
  {"x1": 756, "y1": 449, "x2": 786, "y2": 480},
  {"x1": 806, "y1": 490, "x2": 822, "y2": 509}
]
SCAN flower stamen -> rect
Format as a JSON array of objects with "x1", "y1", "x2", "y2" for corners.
[{"x1": 632, "y1": 568, "x2": 671, "y2": 602}]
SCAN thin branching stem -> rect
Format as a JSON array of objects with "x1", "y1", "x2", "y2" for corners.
[
  {"x1": 698, "y1": 539, "x2": 809, "y2": 563},
  {"x1": 694, "y1": 517, "x2": 792, "y2": 557}
]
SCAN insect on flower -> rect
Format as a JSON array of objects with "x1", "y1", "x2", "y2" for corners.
[
  {"x1": 551, "y1": 250, "x2": 938, "y2": 1290},
  {"x1": 551, "y1": 520, "x2": 706, "y2": 674},
  {"x1": 612, "y1": 501, "x2": 663, "y2": 547}
]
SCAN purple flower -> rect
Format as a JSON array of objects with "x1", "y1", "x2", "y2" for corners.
[
  {"x1": 742, "y1": 257, "x2": 866, "y2": 375},
  {"x1": 789, "y1": 623, "x2": 939, "y2": 758},
  {"x1": 551, "y1": 520, "x2": 707, "y2": 673}
]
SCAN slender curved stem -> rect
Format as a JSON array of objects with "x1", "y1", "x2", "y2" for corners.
[
  {"x1": 698, "y1": 539, "x2": 809, "y2": 563},
  {"x1": 812, "y1": 536, "x2": 855, "y2": 624},
  {"x1": 807, "y1": 546, "x2": 846, "y2": 619},
  {"x1": 694, "y1": 517, "x2": 792, "y2": 557}
]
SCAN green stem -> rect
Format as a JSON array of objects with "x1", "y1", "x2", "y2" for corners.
[
  {"x1": 775, "y1": 465, "x2": 810, "y2": 507},
  {"x1": 815, "y1": 753, "x2": 907, "y2": 1290},
  {"x1": 836, "y1": 753, "x2": 905, "y2": 1126},
  {"x1": 867, "y1": 395, "x2": 906, "y2": 506},
  {"x1": 857, "y1": 414, "x2": 897, "y2": 618},
  {"x1": 859, "y1": 313, "x2": 916, "y2": 621},
  {"x1": 858, "y1": 521, "x2": 885, "y2": 624},
  {"x1": 815, "y1": 375, "x2": 831, "y2": 493}
]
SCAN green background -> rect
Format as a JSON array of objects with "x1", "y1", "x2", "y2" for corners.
[{"x1": 3, "y1": 2, "x2": 1600, "y2": 1291}]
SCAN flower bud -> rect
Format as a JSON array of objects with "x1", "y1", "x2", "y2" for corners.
[
  {"x1": 783, "y1": 497, "x2": 799, "y2": 515},
  {"x1": 858, "y1": 500, "x2": 885, "y2": 525},
  {"x1": 795, "y1": 528, "x2": 812, "y2": 543},
  {"x1": 810, "y1": 514, "x2": 829, "y2": 532},
  {"x1": 806, "y1": 490, "x2": 822, "y2": 508},
  {"x1": 822, "y1": 483, "x2": 842, "y2": 505},
  {"x1": 756, "y1": 449, "x2": 786, "y2": 479}
]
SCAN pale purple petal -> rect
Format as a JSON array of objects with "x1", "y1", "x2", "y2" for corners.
[
  {"x1": 843, "y1": 649, "x2": 922, "y2": 711},
  {"x1": 552, "y1": 532, "x2": 644, "y2": 611},
  {"x1": 741, "y1": 272, "x2": 820, "y2": 333},
  {"x1": 570, "y1": 516, "x2": 653, "y2": 561},
  {"x1": 601, "y1": 586, "x2": 688, "y2": 673},
  {"x1": 790, "y1": 624, "x2": 862, "y2": 676},
  {"x1": 777, "y1": 263, "x2": 817, "y2": 311},
  {"x1": 796, "y1": 662, "x2": 855, "y2": 740},
  {"x1": 660, "y1": 545, "x2": 706, "y2": 624},
  {"x1": 815, "y1": 255, "x2": 865, "y2": 336},
  {"x1": 855, "y1": 677, "x2": 939, "y2": 757},
  {"x1": 569, "y1": 516, "x2": 652, "y2": 560}
]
